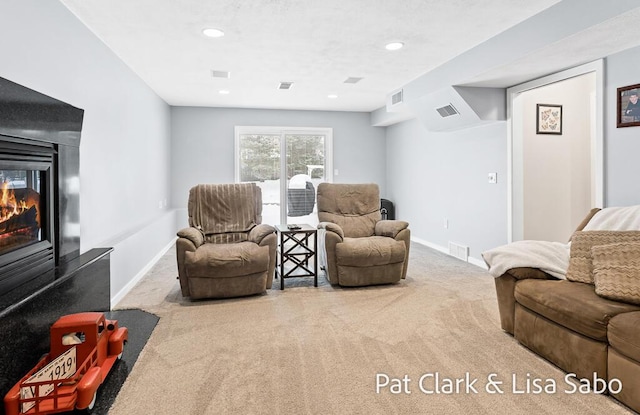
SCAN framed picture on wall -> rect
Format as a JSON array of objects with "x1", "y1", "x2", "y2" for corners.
[
  {"x1": 536, "y1": 104, "x2": 563, "y2": 135},
  {"x1": 617, "y1": 83, "x2": 640, "y2": 128}
]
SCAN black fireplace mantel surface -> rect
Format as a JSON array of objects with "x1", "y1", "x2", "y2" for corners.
[{"x1": 0, "y1": 248, "x2": 113, "y2": 319}]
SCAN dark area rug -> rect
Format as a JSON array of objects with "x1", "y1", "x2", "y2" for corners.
[{"x1": 75, "y1": 309, "x2": 159, "y2": 415}]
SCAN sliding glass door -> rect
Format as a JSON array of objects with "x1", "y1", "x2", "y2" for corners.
[{"x1": 235, "y1": 127, "x2": 333, "y2": 226}]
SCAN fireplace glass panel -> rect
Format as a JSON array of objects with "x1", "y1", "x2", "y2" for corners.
[{"x1": 0, "y1": 169, "x2": 44, "y2": 255}]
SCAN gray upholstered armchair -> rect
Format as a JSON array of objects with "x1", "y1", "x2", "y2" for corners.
[
  {"x1": 317, "y1": 183, "x2": 410, "y2": 286},
  {"x1": 176, "y1": 183, "x2": 276, "y2": 299}
]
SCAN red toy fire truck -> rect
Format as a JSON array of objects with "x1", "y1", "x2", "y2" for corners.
[{"x1": 3, "y1": 312, "x2": 128, "y2": 414}]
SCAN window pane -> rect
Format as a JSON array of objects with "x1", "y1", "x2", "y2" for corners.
[
  {"x1": 286, "y1": 134, "x2": 326, "y2": 226},
  {"x1": 238, "y1": 134, "x2": 280, "y2": 182},
  {"x1": 238, "y1": 134, "x2": 281, "y2": 226}
]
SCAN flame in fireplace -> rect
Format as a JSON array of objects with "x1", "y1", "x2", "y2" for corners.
[
  {"x1": 1, "y1": 181, "x2": 23, "y2": 220},
  {"x1": 0, "y1": 181, "x2": 38, "y2": 224}
]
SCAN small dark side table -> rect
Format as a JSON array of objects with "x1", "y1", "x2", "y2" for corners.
[{"x1": 275, "y1": 224, "x2": 318, "y2": 290}]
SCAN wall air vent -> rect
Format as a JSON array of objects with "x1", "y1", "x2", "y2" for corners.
[
  {"x1": 386, "y1": 88, "x2": 410, "y2": 114},
  {"x1": 278, "y1": 82, "x2": 294, "y2": 90},
  {"x1": 344, "y1": 77, "x2": 363, "y2": 84},
  {"x1": 436, "y1": 104, "x2": 459, "y2": 117},
  {"x1": 391, "y1": 89, "x2": 403, "y2": 106}
]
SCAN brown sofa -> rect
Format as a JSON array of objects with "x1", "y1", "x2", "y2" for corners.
[
  {"x1": 317, "y1": 183, "x2": 410, "y2": 287},
  {"x1": 493, "y1": 208, "x2": 640, "y2": 412},
  {"x1": 176, "y1": 183, "x2": 277, "y2": 300}
]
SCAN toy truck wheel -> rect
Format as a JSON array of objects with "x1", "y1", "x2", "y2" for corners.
[
  {"x1": 87, "y1": 391, "x2": 97, "y2": 411},
  {"x1": 77, "y1": 366, "x2": 101, "y2": 412},
  {"x1": 116, "y1": 338, "x2": 127, "y2": 360},
  {"x1": 79, "y1": 391, "x2": 97, "y2": 413}
]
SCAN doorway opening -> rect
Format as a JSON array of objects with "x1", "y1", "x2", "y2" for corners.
[{"x1": 507, "y1": 60, "x2": 604, "y2": 242}]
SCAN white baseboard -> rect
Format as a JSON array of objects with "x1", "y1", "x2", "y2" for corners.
[
  {"x1": 111, "y1": 238, "x2": 176, "y2": 308},
  {"x1": 411, "y1": 236, "x2": 448, "y2": 254},
  {"x1": 468, "y1": 256, "x2": 488, "y2": 270},
  {"x1": 410, "y1": 236, "x2": 487, "y2": 270}
]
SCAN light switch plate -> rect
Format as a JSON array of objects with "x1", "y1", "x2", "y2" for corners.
[{"x1": 488, "y1": 172, "x2": 497, "y2": 184}]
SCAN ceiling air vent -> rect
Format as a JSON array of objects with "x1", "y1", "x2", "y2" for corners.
[
  {"x1": 391, "y1": 89, "x2": 403, "y2": 106},
  {"x1": 436, "y1": 104, "x2": 459, "y2": 117},
  {"x1": 211, "y1": 70, "x2": 230, "y2": 78},
  {"x1": 278, "y1": 81, "x2": 294, "y2": 90},
  {"x1": 344, "y1": 77, "x2": 363, "y2": 84}
]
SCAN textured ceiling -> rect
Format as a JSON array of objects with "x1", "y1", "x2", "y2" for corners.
[{"x1": 59, "y1": 0, "x2": 563, "y2": 112}]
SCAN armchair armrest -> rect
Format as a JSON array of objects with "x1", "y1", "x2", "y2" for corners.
[
  {"x1": 318, "y1": 222, "x2": 344, "y2": 240},
  {"x1": 177, "y1": 227, "x2": 204, "y2": 248},
  {"x1": 248, "y1": 224, "x2": 276, "y2": 245},
  {"x1": 176, "y1": 227, "x2": 204, "y2": 297},
  {"x1": 375, "y1": 220, "x2": 409, "y2": 238}
]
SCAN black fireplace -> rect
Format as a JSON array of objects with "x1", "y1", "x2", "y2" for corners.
[
  {"x1": 0, "y1": 76, "x2": 113, "y2": 404},
  {"x1": 0, "y1": 76, "x2": 84, "y2": 312}
]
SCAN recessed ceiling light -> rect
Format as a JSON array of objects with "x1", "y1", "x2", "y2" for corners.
[
  {"x1": 328, "y1": 94, "x2": 338, "y2": 99},
  {"x1": 219, "y1": 89, "x2": 230, "y2": 95},
  {"x1": 385, "y1": 42, "x2": 404, "y2": 51},
  {"x1": 202, "y1": 28, "x2": 225, "y2": 38}
]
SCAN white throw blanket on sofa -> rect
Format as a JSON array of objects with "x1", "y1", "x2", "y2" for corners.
[
  {"x1": 582, "y1": 205, "x2": 640, "y2": 231},
  {"x1": 482, "y1": 240, "x2": 570, "y2": 279},
  {"x1": 482, "y1": 205, "x2": 640, "y2": 279}
]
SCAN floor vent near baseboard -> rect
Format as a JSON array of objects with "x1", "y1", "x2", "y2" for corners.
[{"x1": 448, "y1": 242, "x2": 469, "y2": 262}]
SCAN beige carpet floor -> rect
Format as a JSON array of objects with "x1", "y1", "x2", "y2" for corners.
[{"x1": 110, "y1": 243, "x2": 633, "y2": 414}]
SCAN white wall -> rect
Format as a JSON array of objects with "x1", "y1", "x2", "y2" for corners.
[
  {"x1": 385, "y1": 119, "x2": 508, "y2": 262},
  {"x1": 170, "y1": 107, "x2": 387, "y2": 209},
  {"x1": 0, "y1": 1, "x2": 174, "y2": 300},
  {"x1": 605, "y1": 45, "x2": 640, "y2": 206},
  {"x1": 518, "y1": 73, "x2": 595, "y2": 242}
]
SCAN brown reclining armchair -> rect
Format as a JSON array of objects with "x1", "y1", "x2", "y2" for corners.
[
  {"x1": 176, "y1": 183, "x2": 276, "y2": 299},
  {"x1": 317, "y1": 183, "x2": 410, "y2": 286}
]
